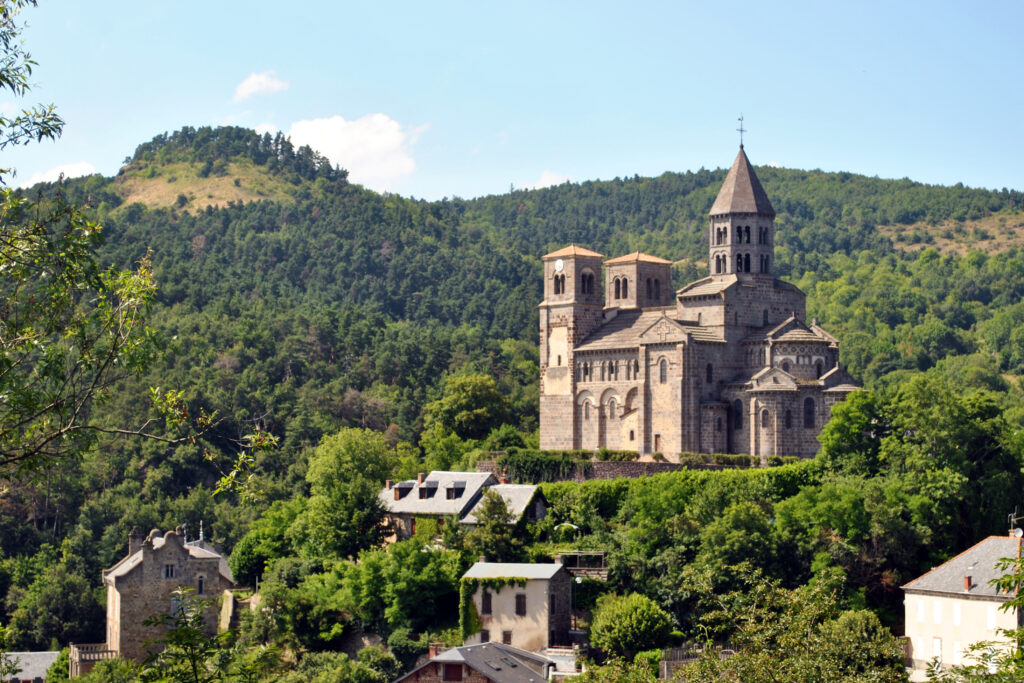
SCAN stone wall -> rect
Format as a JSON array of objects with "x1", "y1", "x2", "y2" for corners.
[{"x1": 477, "y1": 459, "x2": 688, "y2": 483}]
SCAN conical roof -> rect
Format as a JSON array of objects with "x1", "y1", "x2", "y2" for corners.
[{"x1": 709, "y1": 147, "x2": 775, "y2": 217}]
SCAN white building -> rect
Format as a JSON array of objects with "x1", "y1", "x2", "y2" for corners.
[{"x1": 902, "y1": 535, "x2": 1023, "y2": 680}]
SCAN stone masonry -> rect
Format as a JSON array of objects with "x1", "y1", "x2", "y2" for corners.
[{"x1": 538, "y1": 146, "x2": 859, "y2": 461}]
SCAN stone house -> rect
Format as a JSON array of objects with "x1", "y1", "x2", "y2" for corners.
[
  {"x1": 902, "y1": 534, "x2": 1023, "y2": 680},
  {"x1": 538, "y1": 146, "x2": 858, "y2": 460},
  {"x1": 394, "y1": 642, "x2": 558, "y2": 682},
  {"x1": 462, "y1": 562, "x2": 571, "y2": 652},
  {"x1": 380, "y1": 472, "x2": 546, "y2": 541},
  {"x1": 70, "y1": 527, "x2": 235, "y2": 675}
]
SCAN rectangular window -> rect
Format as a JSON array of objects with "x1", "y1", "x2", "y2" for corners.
[
  {"x1": 480, "y1": 629, "x2": 490, "y2": 643},
  {"x1": 933, "y1": 601, "x2": 942, "y2": 625},
  {"x1": 481, "y1": 591, "x2": 492, "y2": 615},
  {"x1": 163, "y1": 564, "x2": 175, "y2": 579},
  {"x1": 502, "y1": 631, "x2": 512, "y2": 645},
  {"x1": 953, "y1": 642, "x2": 961, "y2": 666},
  {"x1": 441, "y1": 663, "x2": 463, "y2": 681},
  {"x1": 932, "y1": 637, "x2": 942, "y2": 663},
  {"x1": 446, "y1": 488, "x2": 455, "y2": 500},
  {"x1": 988, "y1": 604, "x2": 997, "y2": 630},
  {"x1": 515, "y1": 593, "x2": 527, "y2": 616},
  {"x1": 953, "y1": 602, "x2": 961, "y2": 626},
  {"x1": 916, "y1": 598, "x2": 924, "y2": 623}
]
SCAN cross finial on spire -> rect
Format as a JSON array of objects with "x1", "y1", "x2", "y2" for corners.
[{"x1": 737, "y1": 115, "x2": 746, "y2": 148}]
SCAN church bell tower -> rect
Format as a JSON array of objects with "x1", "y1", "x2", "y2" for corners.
[{"x1": 707, "y1": 145, "x2": 776, "y2": 279}]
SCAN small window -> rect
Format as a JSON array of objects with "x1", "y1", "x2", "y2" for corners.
[
  {"x1": 763, "y1": 310, "x2": 769, "y2": 326},
  {"x1": 761, "y1": 410, "x2": 770, "y2": 429},
  {"x1": 706, "y1": 363, "x2": 713, "y2": 384},
  {"x1": 614, "y1": 278, "x2": 621, "y2": 299},
  {"x1": 744, "y1": 253, "x2": 751, "y2": 272},
  {"x1": 481, "y1": 591, "x2": 492, "y2": 615},
  {"x1": 646, "y1": 278, "x2": 652, "y2": 300},
  {"x1": 446, "y1": 488, "x2": 456, "y2": 500},
  {"x1": 629, "y1": 430, "x2": 635, "y2": 441},
  {"x1": 515, "y1": 593, "x2": 527, "y2": 616},
  {"x1": 785, "y1": 410, "x2": 792, "y2": 429},
  {"x1": 804, "y1": 397, "x2": 815, "y2": 429},
  {"x1": 733, "y1": 400, "x2": 743, "y2": 431},
  {"x1": 584, "y1": 403, "x2": 590, "y2": 420},
  {"x1": 654, "y1": 279, "x2": 660, "y2": 299},
  {"x1": 442, "y1": 663, "x2": 464, "y2": 681},
  {"x1": 556, "y1": 355, "x2": 561, "y2": 366},
  {"x1": 782, "y1": 360, "x2": 790, "y2": 372},
  {"x1": 481, "y1": 629, "x2": 490, "y2": 643},
  {"x1": 622, "y1": 279, "x2": 628, "y2": 298},
  {"x1": 502, "y1": 631, "x2": 512, "y2": 645},
  {"x1": 197, "y1": 577, "x2": 205, "y2": 595},
  {"x1": 163, "y1": 564, "x2": 175, "y2": 579},
  {"x1": 659, "y1": 359, "x2": 667, "y2": 384}
]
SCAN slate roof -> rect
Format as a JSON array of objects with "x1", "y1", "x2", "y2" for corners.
[
  {"x1": 463, "y1": 561, "x2": 564, "y2": 580},
  {"x1": 709, "y1": 146, "x2": 776, "y2": 217},
  {"x1": 903, "y1": 536, "x2": 1021, "y2": 600},
  {"x1": 742, "y1": 316, "x2": 832, "y2": 344},
  {"x1": 380, "y1": 471, "x2": 496, "y2": 516},
  {"x1": 398, "y1": 642, "x2": 556, "y2": 683},
  {"x1": 461, "y1": 485, "x2": 542, "y2": 525},
  {"x1": 575, "y1": 310, "x2": 723, "y2": 351},
  {"x1": 103, "y1": 533, "x2": 234, "y2": 583},
  {"x1": 542, "y1": 244, "x2": 603, "y2": 260},
  {"x1": 6, "y1": 651, "x2": 59, "y2": 681},
  {"x1": 604, "y1": 251, "x2": 673, "y2": 265}
]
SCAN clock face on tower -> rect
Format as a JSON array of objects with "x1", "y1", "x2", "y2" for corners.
[{"x1": 554, "y1": 259, "x2": 564, "y2": 272}]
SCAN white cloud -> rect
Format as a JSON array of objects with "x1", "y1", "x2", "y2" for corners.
[
  {"x1": 287, "y1": 113, "x2": 421, "y2": 191},
  {"x1": 233, "y1": 70, "x2": 289, "y2": 102},
  {"x1": 254, "y1": 122, "x2": 277, "y2": 136},
  {"x1": 22, "y1": 161, "x2": 96, "y2": 187},
  {"x1": 519, "y1": 170, "x2": 571, "y2": 191}
]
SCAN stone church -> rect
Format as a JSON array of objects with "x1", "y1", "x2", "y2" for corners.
[{"x1": 538, "y1": 146, "x2": 858, "y2": 461}]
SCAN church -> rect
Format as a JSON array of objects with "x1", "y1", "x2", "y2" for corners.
[{"x1": 538, "y1": 146, "x2": 859, "y2": 461}]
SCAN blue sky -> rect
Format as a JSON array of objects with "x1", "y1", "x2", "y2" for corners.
[{"x1": 5, "y1": 1, "x2": 1023, "y2": 199}]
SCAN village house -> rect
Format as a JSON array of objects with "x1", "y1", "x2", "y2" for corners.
[
  {"x1": 380, "y1": 472, "x2": 546, "y2": 541},
  {"x1": 462, "y1": 562, "x2": 571, "y2": 653},
  {"x1": 69, "y1": 527, "x2": 235, "y2": 677},
  {"x1": 2, "y1": 651, "x2": 59, "y2": 683},
  {"x1": 394, "y1": 642, "x2": 559, "y2": 683},
  {"x1": 902, "y1": 534, "x2": 1023, "y2": 680}
]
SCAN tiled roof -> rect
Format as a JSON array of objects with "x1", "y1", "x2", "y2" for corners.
[
  {"x1": 103, "y1": 533, "x2": 233, "y2": 583},
  {"x1": 677, "y1": 275, "x2": 737, "y2": 297},
  {"x1": 463, "y1": 562, "x2": 564, "y2": 580},
  {"x1": 380, "y1": 471, "x2": 496, "y2": 516},
  {"x1": 903, "y1": 536, "x2": 1021, "y2": 599},
  {"x1": 7, "y1": 651, "x2": 60, "y2": 680},
  {"x1": 575, "y1": 310, "x2": 723, "y2": 351},
  {"x1": 604, "y1": 251, "x2": 673, "y2": 265},
  {"x1": 542, "y1": 244, "x2": 603, "y2": 259},
  {"x1": 461, "y1": 485, "x2": 541, "y2": 525},
  {"x1": 399, "y1": 642, "x2": 555, "y2": 683},
  {"x1": 709, "y1": 147, "x2": 776, "y2": 217}
]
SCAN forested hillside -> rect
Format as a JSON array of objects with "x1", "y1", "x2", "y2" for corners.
[{"x1": 5, "y1": 126, "x2": 1024, "y2": 679}]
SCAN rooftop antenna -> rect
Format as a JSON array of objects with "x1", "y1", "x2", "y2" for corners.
[
  {"x1": 1008, "y1": 507, "x2": 1024, "y2": 534},
  {"x1": 737, "y1": 114, "x2": 747, "y2": 148}
]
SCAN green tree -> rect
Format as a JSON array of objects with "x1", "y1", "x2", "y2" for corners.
[
  {"x1": 138, "y1": 588, "x2": 231, "y2": 683},
  {"x1": 296, "y1": 428, "x2": 396, "y2": 559},
  {"x1": 464, "y1": 488, "x2": 524, "y2": 562},
  {"x1": 423, "y1": 373, "x2": 512, "y2": 440},
  {"x1": 589, "y1": 593, "x2": 673, "y2": 659}
]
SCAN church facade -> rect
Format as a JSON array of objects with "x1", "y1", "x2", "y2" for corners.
[{"x1": 538, "y1": 147, "x2": 858, "y2": 461}]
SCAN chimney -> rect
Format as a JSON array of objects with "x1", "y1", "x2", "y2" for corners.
[
  {"x1": 385, "y1": 480, "x2": 393, "y2": 490},
  {"x1": 417, "y1": 472, "x2": 425, "y2": 484},
  {"x1": 498, "y1": 468, "x2": 510, "y2": 485},
  {"x1": 128, "y1": 527, "x2": 143, "y2": 555},
  {"x1": 964, "y1": 575, "x2": 972, "y2": 592},
  {"x1": 429, "y1": 642, "x2": 445, "y2": 659},
  {"x1": 479, "y1": 555, "x2": 486, "y2": 563}
]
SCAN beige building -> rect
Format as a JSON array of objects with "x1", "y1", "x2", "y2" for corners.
[
  {"x1": 538, "y1": 146, "x2": 858, "y2": 460},
  {"x1": 462, "y1": 562, "x2": 571, "y2": 653},
  {"x1": 395, "y1": 642, "x2": 559, "y2": 683},
  {"x1": 903, "y1": 535, "x2": 1023, "y2": 680},
  {"x1": 70, "y1": 527, "x2": 234, "y2": 676}
]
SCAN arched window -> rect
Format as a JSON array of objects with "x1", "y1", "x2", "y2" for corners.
[
  {"x1": 697, "y1": 312, "x2": 702, "y2": 325},
  {"x1": 584, "y1": 402, "x2": 590, "y2": 420},
  {"x1": 815, "y1": 361, "x2": 823, "y2": 378},
  {"x1": 785, "y1": 409, "x2": 792, "y2": 429},
  {"x1": 654, "y1": 279, "x2": 660, "y2": 299},
  {"x1": 804, "y1": 398, "x2": 815, "y2": 428},
  {"x1": 600, "y1": 362, "x2": 606, "y2": 381},
  {"x1": 745, "y1": 226, "x2": 751, "y2": 243},
  {"x1": 629, "y1": 430, "x2": 635, "y2": 441},
  {"x1": 733, "y1": 400, "x2": 743, "y2": 430},
  {"x1": 763, "y1": 310, "x2": 769, "y2": 326},
  {"x1": 736, "y1": 227, "x2": 742, "y2": 243},
  {"x1": 762, "y1": 409, "x2": 770, "y2": 428},
  {"x1": 614, "y1": 278, "x2": 621, "y2": 299},
  {"x1": 744, "y1": 254, "x2": 751, "y2": 272},
  {"x1": 737, "y1": 254, "x2": 744, "y2": 272},
  {"x1": 706, "y1": 363, "x2": 713, "y2": 384},
  {"x1": 553, "y1": 275, "x2": 561, "y2": 295},
  {"x1": 782, "y1": 360, "x2": 791, "y2": 372},
  {"x1": 633, "y1": 359, "x2": 639, "y2": 375},
  {"x1": 646, "y1": 278, "x2": 652, "y2": 300},
  {"x1": 659, "y1": 359, "x2": 667, "y2": 384},
  {"x1": 608, "y1": 399, "x2": 616, "y2": 419},
  {"x1": 622, "y1": 279, "x2": 628, "y2": 298}
]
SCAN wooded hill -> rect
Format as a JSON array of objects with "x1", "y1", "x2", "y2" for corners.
[{"x1": 5, "y1": 126, "x2": 1024, "y2": 667}]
